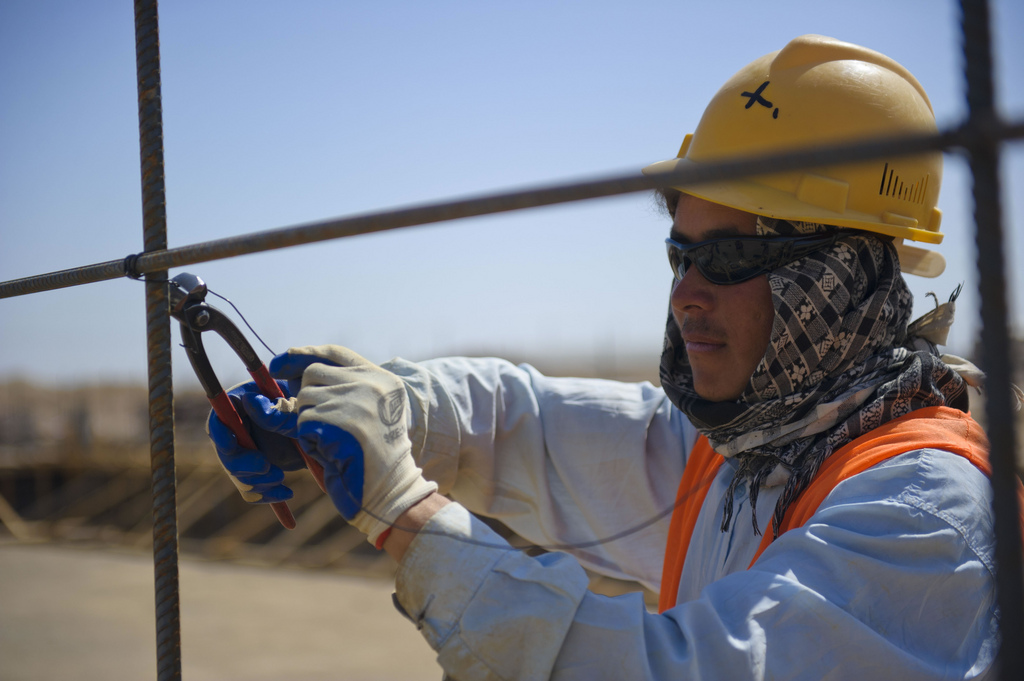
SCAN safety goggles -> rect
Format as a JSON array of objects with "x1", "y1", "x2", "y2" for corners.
[{"x1": 665, "y1": 231, "x2": 840, "y2": 285}]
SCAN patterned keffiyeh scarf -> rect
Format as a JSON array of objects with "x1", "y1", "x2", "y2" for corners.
[{"x1": 660, "y1": 217, "x2": 970, "y2": 537}]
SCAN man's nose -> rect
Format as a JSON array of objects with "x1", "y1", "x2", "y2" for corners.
[{"x1": 670, "y1": 265, "x2": 715, "y2": 314}]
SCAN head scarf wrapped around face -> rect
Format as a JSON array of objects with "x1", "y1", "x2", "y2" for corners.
[{"x1": 660, "y1": 217, "x2": 969, "y2": 536}]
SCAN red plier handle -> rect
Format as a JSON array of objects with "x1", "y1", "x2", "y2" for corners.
[{"x1": 169, "y1": 272, "x2": 327, "y2": 530}]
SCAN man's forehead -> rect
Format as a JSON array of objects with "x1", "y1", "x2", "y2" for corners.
[
  {"x1": 671, "y1": 194, "x2": 760, "y2": 242},
  {"x1": 669, "y1": 223, "x2": 753, "y2": 244}
]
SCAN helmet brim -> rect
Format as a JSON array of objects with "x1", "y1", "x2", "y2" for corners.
[{"x1": 643, "y1": 157, "x2": 946, "y2": 278}]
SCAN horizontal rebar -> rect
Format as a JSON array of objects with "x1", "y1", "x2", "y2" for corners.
[{"x1": 2, "y1": 120, "x2": 1023, "y2": 301}]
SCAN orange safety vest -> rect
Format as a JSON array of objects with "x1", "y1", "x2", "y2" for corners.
[{"x1": 658, "y1": 406, "x2": 1024, "y2": 613}]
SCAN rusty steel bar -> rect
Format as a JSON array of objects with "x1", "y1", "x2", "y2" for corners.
[
  {"x1": 134, "y1": 1, "x2": 181, "y2": 680},
  {"x1": 960, "y1": 1, "x2": 1023, "y2": 679},
  {"x1": 2, "y1": 121, "x2": 1024, "y2": 300}
]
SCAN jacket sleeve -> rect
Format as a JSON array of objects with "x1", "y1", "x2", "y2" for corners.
[
  {"x1": 394, "y1": 449, "x2": 998, "y2": 681},
  {"x1": 382, "y1": 355, "x2": 696, "y2": 588}
]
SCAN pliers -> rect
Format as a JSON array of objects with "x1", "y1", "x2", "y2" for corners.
[{"x1": 168, "y1": 272, "x2": 326, "y2": 529}]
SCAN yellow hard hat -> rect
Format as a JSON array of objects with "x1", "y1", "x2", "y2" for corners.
[{"x1": 643, "y1": 34, "x2": 945, "y2": 277}]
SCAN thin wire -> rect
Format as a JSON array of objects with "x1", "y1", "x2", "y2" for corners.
[
  {"x1": 148, "y1": 272, "x2": 694, "y2": 554},
  {"x1": 123, "y1": 275, "x2": 278, "y2": 360},
  {"x1": 207, "y1": 288, "x2": 278, "y2": 357},
  {"x1": 277, "y1": 453, "x2": 720, "y2": 554},
  {"x1": 358, "y1": 481, "x2": 699, "y2": 553}
]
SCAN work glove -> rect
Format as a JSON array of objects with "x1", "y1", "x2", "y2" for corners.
[
  {"x1": 207, "y1": 381, "x2": 305, "y2": 503},
  {"x1": 269, "y1": 345, "x2": 438, "y2": 546}
]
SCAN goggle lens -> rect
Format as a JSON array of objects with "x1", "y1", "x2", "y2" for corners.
[{"x1": 665, "y1": 231, "x2": 839, "y2": 285}]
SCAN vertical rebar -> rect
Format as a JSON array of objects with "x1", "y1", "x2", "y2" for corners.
[
  {"x1": 960, "y1": 1, "x2": 1024, "y2": 678},
  {"x1": 134, "y1": 1, "x2": 180, "y2": 679}
]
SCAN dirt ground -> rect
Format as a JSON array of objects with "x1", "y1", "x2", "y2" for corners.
[{"x1": 0, "y1": 540, "x2": 442, "y2": 681}]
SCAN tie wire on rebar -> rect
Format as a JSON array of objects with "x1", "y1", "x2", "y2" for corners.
[{"x1": 0, "y1": 0, "x2": 1020, "y2": 679}]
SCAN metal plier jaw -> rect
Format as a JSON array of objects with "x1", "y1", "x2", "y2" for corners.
[{"x1": 168, "y1": 272, "x2": 326, "y2": 530}]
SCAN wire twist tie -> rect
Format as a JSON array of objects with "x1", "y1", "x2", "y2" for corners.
[{"x1": 123, "y1": 253, "x2": 144, "y2": 280}]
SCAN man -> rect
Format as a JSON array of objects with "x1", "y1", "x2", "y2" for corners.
[{"x1": 211, "y1": 35, "x2": 1008, "y2": 679}]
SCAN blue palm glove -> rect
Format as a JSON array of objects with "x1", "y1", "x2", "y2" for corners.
[
  {"x1": 207, "y1": 381, "x2": 303, "y2": 504},
  {"x1": 269, "y1": 345, "x2": 437, "y2": 545}
]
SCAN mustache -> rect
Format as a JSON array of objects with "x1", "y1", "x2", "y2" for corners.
[{"x1": 679, "y1": 318, "x2": 726, "y2": 342}]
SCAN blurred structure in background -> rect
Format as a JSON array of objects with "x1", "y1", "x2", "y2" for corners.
[{"x1": 0, "y1": 354, "x2": 668, "y2": 601}]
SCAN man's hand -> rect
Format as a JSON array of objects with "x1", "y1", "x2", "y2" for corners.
[
  {"x1": 206, "y1": 381, "x2": 304, "y2": 504},
  {"x1": 270, "y1": 345, "x2": 438, "y2": 546}
]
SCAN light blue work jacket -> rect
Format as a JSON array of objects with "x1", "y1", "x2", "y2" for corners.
[{"x1": 384, "y1": 356, "x2": 997, "y2": 681}]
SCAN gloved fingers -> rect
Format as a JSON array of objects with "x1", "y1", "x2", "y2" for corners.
[
  {"x1": 269, "y1": 344, "x2": 374, "y2": 382},
  {"x1": 224, "y1": 393, "x2": 305, "y2": 472},
  {"x1": 225, "y1": 379, "x2": 292, "y2": 399},
  {"x1": 210, "y1": 416, "x2": 295, "y2": 503},
  {"x1": 298, "y1": 421, "x2": 365, "y2": 520},
  {"x1": 221, "y1": 377, "x2": 297, "y2": 412},
  {"x1": 226, "y1": 471, "x2": 295, "y2": 504},
  {"x1": 212, "y1": 379, "x2": 296, "y2": 437},
  {"x1": 223, "y1": 456, "x2": 293, "y2": 503},
  {"x1": 218, "y1": 448, "x2": 274, "y2": 477},
  {"x1": 323, "y1": 466, "x2": 364, "y2": 521},
  {"x1": 208, "y1": 399, "x2": 305, "y2": 474},
  {"x1": 207, "y1": 408, "x2": 246, "y2": 456},
  {"x1": 231, "y1": 464, "x2": 287, "y2": 488},
  {"x1": 269, "y1": 349, "x2": 340, "y2": 383},
  {"x1": 243, "y1": 484, "x2": 294, "y2": 504},
  {"x1": 238, "y1": 391, "x2": 298, "y2": 438},
  {"x1": 209, "y1": 414, "x2": 274, "y2": 474}
]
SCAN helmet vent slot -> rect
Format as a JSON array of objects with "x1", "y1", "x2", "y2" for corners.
[{"x1": 878, "y1": 163, "x2": 928, "y2": 205}]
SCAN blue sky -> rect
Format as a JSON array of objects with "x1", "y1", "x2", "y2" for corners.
[{"x1": 1, "y1": 0, "x2": 1022, "y2": 388}]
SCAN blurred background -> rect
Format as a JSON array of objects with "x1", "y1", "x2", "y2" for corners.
[
  {"x1": 1, "y1": 1, "x2": 1022, "y2": 679},
  {"x1": 2, "y1": 0, "x2": 1022, "y2": 385}
]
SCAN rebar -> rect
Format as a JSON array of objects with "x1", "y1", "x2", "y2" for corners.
[
  {"x1": 0, "y1": 3, "x2": 1019, "y2": 679},
  {"x1": 960, "y1": 2, "x2": 1023, "y2": 679},
  {"x1": 3, "y1": 121, "x2": 1024, "y2": 301},
  {"x1": 134, "y1": 1, "x2": 180, "y2": 679}
]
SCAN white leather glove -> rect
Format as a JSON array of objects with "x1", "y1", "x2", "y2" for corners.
[{"x1": 269, "y1": 345, "x2": 438, "y2": 546}]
